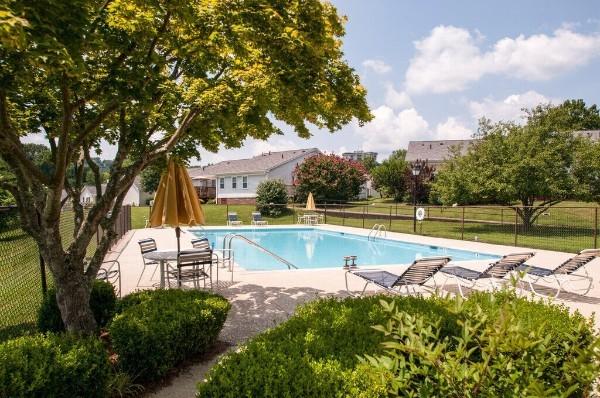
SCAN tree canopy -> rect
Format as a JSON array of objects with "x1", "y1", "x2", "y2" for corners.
[
  {"x1": 0, "y1": 0, "x2": 371, "y2": 333},
  {"x1": 371, "y1": 151, "x2": 409, "y2": 202},
  {"x1": 294, "y1": 154, "x2": 367, "y2": 202},
  {"x1": 431, "y1": 100, "x2": 600, "y2": 226}
]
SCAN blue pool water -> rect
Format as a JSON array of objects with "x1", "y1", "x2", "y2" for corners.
[{"x1": 189, "y1": 227, "x2": 498, "y2": 271}]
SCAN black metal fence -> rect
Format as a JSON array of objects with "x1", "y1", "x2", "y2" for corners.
[
  {"x1": 316, "y1": 203, "x2": 598, "y2": 254},
  {"x1": 0, "y1": 205, "x2": 132, "y2": 339}
]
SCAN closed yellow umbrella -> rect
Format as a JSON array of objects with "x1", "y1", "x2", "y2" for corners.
[
  {"x1": 305, "y1": 192, "x2": 316, "y2": 211},
  {"x1": 150, "y1": 158, "x2": 205, "y2": 252}
]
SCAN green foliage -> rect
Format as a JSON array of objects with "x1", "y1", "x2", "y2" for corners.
[
  {"x1": 37, "y1": 280, "x2": 117, "y2": 333},
  {"x1": 294, "y1": 154, "x2": 368, "y2": 202},
  {"x1": 109, "y1": 289, "x2": 230, "y2": 382},
  {"x1": 198, "y1": 292, "x2": 597, "y2": 397},
  {"x1": 140, "y1": 156, "x2": 167, "y2": 194},
  {"x1": 0, "y1": 333, "x2": 111, "y2": 398},
  {"x1": 573, "y1": 138, "x2": 600, "y2": 204},
  {"x1": 197, "y1": 295, "x2": 456, "y2": 397},
  {"x1": 366, "y1": 291, "x2": 598, "y2": 397},
  {"x1": 255, "y1": 179, "x2": 289, "y2": 216},
  {"x1": 432, "y1": 100, "x2": 600, "y2": 225},
  {"x1": 371, "y1": 155, "x2": 409, "y2": 201}
]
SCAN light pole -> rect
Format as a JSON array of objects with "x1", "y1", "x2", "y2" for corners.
[{"x1": 411, "y1": 162, "x2": 421, "y2": 233}]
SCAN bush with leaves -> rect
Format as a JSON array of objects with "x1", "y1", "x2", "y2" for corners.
[
  {"x1": 293, "y1": 154, "x2": 367, "y2": 202},
  {"x1": 37, "y1": 280, "x2": 117, "y2": 333},
  {"x1": 110, "y1": 289, "x2": 230, "y2": 382},
  {"x1": 0, "y1": 333, "x2": 111, "y2": 398},
  {"x1": 198, "y1": 291, "x2": 597, "y2": 397},
  {"x1": 364, "y1": 292, "x2": 599, "y2": 397},
  {"x1": 255, "y1": 179, "x2": 288, "y2": 216}
]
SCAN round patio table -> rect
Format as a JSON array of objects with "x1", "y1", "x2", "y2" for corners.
[{"x1": 143, "y1": 250, "x2": 218, "y2": 289}]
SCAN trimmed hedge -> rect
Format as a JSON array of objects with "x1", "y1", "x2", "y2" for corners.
[
  {"x1": 37, "y1": 280, "x2": 117, "y2": 333},
  {"x1": 110, "y1": 289, "x2": 230, "y2": 382},
  {"x1": 197, "y1": 292, "x2": 597, "y2": 397},
  {"x1": 0, "y1": 333, "x2": 111, "y2": 397}
]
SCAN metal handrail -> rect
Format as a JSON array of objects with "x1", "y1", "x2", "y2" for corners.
[
  {"x1": 368, "y1": 224, "x2": 387, "y2": 240},
  {"x1": 222, "y1": 233, "x2": 298, "y2": 270}
]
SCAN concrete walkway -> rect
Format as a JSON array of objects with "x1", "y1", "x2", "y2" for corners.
[{"x1": 111, "y1": 225, "x2": 600, "y2": 397}]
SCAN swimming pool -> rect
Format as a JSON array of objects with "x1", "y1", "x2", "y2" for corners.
[{"x1": 189, "y1": 227, "x2": 498, "y2": 271}]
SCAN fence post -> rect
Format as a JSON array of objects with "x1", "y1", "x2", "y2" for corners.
[
  {"x1": 324, "y1": 203, "x2": 327, "y2": 223},
  {"x1": 362, "y1": 206, "x2": 365, "y2": 229},
  {"x1": 37, "y1": 211, "x2": 47, "y2": 295},
  {"x1": 342, "y1": 204, "x2": 345, "y2": 226},
  {"x1": 292, "y1": 202, "x2": 295, "y2": 224},
  {"x1": 389, "y1": 207, "x2": 392, "y2": 230},
  {"x1": 226, "y1": 203, "x2": 229, "y2": 223},
  {"x1": 594, "y1": 207, "x2": 598, "y2": 249},
  {"x1": 461, "y1": 207, "x2": 465, "y2": 240},
  {"x1": 514, "y1": 208, "x2": 518, "y2": 246}
]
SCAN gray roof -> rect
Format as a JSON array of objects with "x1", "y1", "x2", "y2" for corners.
[
  {"x1": 406, "y1": 140, "x2": 474, "y2": 163},
  {"x1": 574, "y1": 130, "x2": 600, "y2": 141},
  {"x1": 189, "y1": 148, "x2": 320, "y2": 179}
]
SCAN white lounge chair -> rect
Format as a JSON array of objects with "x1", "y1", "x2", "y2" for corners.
[{"x1": 251, "y1": 212, "x2": 268, "y2": 226}]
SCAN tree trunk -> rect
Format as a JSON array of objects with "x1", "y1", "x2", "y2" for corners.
[
  {"x1": 53, "y1": 264, "x2": 97, "y2": 333},
  {"x1": 46, "y1": 252, "x2": 96, "y2": 334}
]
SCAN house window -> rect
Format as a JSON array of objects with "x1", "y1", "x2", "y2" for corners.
[
  {"x1": 242, "y1": 176, "x2": 248, "y2": 189},
  {"x1": 232, "y1": 176, "x2": 237, "y2": 189},
  {"x1": 219, "y1": 178, "x2": 224, "y2": 189}
]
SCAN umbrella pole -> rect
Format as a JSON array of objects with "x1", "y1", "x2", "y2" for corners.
[{"x1": 175, "y1": 226, "x2": 181, "y2": 254}]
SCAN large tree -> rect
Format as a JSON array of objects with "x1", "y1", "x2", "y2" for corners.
[
  {"x1": 0, "y1": 0, "x2": 371, "y2": 333},
  {"x1": 294, "y1": 154, "x2": 367, "y2": 202},
  {"x1": 431, "y1": 100, "x2": 600, "y2": 227}
]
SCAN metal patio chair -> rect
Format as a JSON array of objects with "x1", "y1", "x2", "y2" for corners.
[
  {"x1": 515, "y1": 249, "x2": 600, "y2": 298},
  {"x1": 345, "y1": 256, "x2": 452, "y2": 296},
  {"x1": 439, "y1": 252, "x2": 534, "y2": 297}
]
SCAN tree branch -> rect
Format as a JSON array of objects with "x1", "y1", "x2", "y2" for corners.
[{"x1": 83, "y1": 144, "x2": 103, "y2": 201}]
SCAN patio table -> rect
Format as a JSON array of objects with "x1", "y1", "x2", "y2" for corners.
[{"x1": 143, "y1": 250, "x2": 218, "y2": 289}]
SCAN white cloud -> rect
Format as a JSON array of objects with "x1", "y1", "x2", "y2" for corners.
[
  {"x1": 435, "y1": 117, "x2": 473, "y2": 140},
  {"x1": 405, "y1": 26, "x2": 600, "y2": 94},
  {"x1": 384, "y1": 84, "x2": 413, "y2": 109},
  {"x1": 362, "y1": 59, "x2": 392, "y2": 74},
  {"x1": 354, "y1": 106, "x2": 430, "y2": 153},
  {"x1": 468, "y1": 90, "x2": 559, "y2": 123}
]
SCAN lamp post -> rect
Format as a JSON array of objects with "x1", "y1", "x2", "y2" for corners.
[{"x1": 411, "y1": 162, "x2": 421, "y2": 233}]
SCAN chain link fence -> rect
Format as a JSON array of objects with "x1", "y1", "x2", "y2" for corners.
[{"x1": 0, "y1": 206, "x2": 131, "y2": 340}]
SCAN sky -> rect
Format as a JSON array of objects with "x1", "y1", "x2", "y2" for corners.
[{"x1": 26, "y1": 1, "x2": 600, "y2": 164}]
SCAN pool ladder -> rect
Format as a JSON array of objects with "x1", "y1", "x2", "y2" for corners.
[
  {"x1": 368, "y1": 224, "x2": 387, "y2": 240},
  {"x1": 222, "y1": 233, "x2": 298, "y2": 270}
]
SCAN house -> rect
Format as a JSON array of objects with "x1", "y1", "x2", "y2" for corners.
[
  {"x1": 406, "y1": 139, "x2": 474, "y2": 170},
  {"x1": 80, "y1": 177, "x2": 152, "y2": 206},
  {"x1": 188, "y1": 148, "x2": 321, "y2": 204},
  {"x1": 342, "y1": 150, "x2": 378, "y2": 162}
]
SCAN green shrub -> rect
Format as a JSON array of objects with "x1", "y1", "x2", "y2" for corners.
[
  {"x1": 110, "y1": 289, "x2": 230, "y2": 382},
  {"x1": 0, "y1": 333, "x2": 111, "y2": 397},
  {"x1": 197, "y1": 295, "x2": 453, "y2": 397},
  {"x1": 37, "y1": 280, "x2": 117, "y2": 333},
  {"x1": 365, "y1": 292, "x2": 599, "y2": 397},
  {"x1": 255, "y1": 179, "x2": 288, "y2": 216},
  {"x1": 197, "y1": 292, "x2": 598, "y2": 397}
]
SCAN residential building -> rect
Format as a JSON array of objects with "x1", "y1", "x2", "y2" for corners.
[
  {"x1": 80, "y1": 177, "x2": 152, "y2": 206},
  {"x1": 406, "y1": 130, "x2": 600, "y2": 171},
  {"x1": 405, "y1": 139, "x2": 474, "y2": 170},
  {"x1": 189, "y1": 148, "x2": 321, "y2": 204},
  {"x1": 342, "y1": 150, "x2": 377, "y2": 162}
]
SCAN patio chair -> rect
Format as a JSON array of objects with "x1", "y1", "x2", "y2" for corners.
[
  {"x1": 167, "y1": 249, "x2": 214, "y2": 289},
  {"x1": 191, "y1": 237, "x2": 211, "y2": 250},
  {"x1": 251, "y1": 212, "x2": 268, "y2": 226},
  {"x1": 137, "y1": 238, "x2": 160, "y2": 287},
  {"x1": 227, "y1": 212, "x2": 243, "y2": 226},
  {"x1": 515, "y1": 248, "x2": 600, "y2": 298},
  {"x1": 439, "y1": 252, "x2": 534, "y2": 297},
  {"x1": 345, "y1": 256, "x2": 452, "y2": 296},
  {"x1": 96, "y1": 259, "x2": 121, "y2": 297}
]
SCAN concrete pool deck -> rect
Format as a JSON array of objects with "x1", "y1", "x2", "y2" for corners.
[{"x1": 112, "y1": 224, "x2": 600, "y2": 397}]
